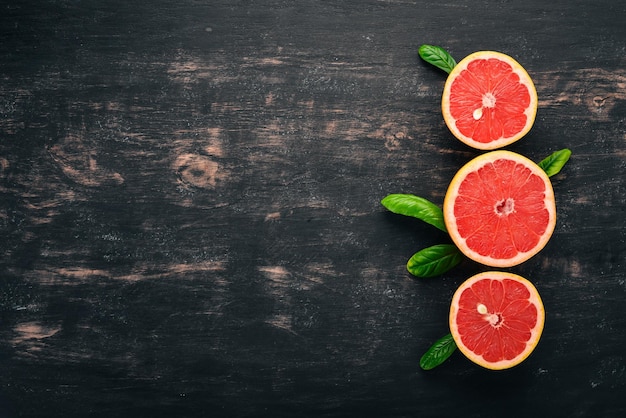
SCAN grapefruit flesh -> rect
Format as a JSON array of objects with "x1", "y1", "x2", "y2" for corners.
[
  {"x1": 443, "y1": 150, "x2": 556, "y2": 268},
  {"x1": 449, "y1": 271, "x2": 545, "y2": 370},
  {"x1": 442, "y1": 51, "x2": 538, "y2": 150}
]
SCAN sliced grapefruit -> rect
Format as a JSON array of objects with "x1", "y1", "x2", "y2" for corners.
[
  {"x1": 442, "y1": 51, "x2": 538, "y2": 150},
  {"x1": 449, "y1": 271, "x2": 545, "y2": 370},
  {"x1": 443, "y1": 150, "x2": 556, "y2": 268}
]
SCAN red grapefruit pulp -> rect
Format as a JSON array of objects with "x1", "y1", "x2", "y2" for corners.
[
  {"x1": 443, "y1": 150, "x2": 556, "y2": 267},
  {"x1": 442, "y1": 51, "x2": 538, "y2": 150},
  {"x1": 449, "y1": 271, "x2": 545, "y2": 370}
]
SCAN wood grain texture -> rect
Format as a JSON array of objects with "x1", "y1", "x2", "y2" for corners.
[{"x1": 1, "y1": 0, "x2": 625, "y2": 417}]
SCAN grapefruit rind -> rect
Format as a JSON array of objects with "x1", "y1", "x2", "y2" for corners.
[
  {"x1": 441, "y1": 51, "x2": 538, "y2": 150},
  {"x1": 449, "y1": 271, "x2": 545, "y2": 370},
  {"x1": 443, "y1": 150, "x2": 556, "y2": 268}
]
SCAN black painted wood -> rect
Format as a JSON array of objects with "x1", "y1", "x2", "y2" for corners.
[{"x1": 1, "y1": 1, "x2": 625, "y2": 417}]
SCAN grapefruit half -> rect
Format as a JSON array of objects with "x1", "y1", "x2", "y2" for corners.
[
  {"x1": 449, "y1": 271, "x2": 545, "y2": 370},
  {"x1": 442, "y1": 51, "x2": 538, "y2": 150},
  {"x1": 443, "y1": 150, "x2": 556, "y2": 268}
]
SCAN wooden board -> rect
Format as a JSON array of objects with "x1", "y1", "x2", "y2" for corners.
[{"x1": 1, "y1": 0, "x2": 625, "y2": 416}]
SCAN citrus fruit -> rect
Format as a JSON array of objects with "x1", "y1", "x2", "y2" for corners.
[
  {"x1": 449, "y1": 271, "x2": 545, "y2": 370},
  {"x1": 442, "y1": 51, "x2": 538, "y2": 150},
  {"x1": 443, "y1": 150, "x2": 556, "y2": 268}
]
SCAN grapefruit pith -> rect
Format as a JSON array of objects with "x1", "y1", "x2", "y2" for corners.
[
  {"x1": 442, "y1": 51, "x2": 538, "y2": 150},
  {"x1": 443, "y1": 150, "x2": 556, "y2": 268},
  {"x1": 449, "y1": 271, "x2": 545, "y2": 370}
]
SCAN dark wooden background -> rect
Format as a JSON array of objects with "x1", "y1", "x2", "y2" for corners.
[{"x1": 1, "y1": 0, "x2": 625, "y2": 417}]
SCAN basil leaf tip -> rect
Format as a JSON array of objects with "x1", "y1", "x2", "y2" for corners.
[
  {"x1": 381, "y1": 194, "x2": 447, "y2": 233},
  {"x1": 538, "y1": 148, "x2": 572, "y2": 177},
  {"x1": 420, "y1": 333, "x2": 457, "y2": 370},
  {"x1": 407, "y1": 244, "x2": 463, "y2": 278},
  {"x1": 418, "y1": 44, "x2": 457, "y2": 74}
]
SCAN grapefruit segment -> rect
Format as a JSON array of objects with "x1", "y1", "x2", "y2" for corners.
[
  {"x1": 443, "y1": 150, "x2": 556, "y2": 267},
  {"x1": 442, "y1": 51, "x2": 538, "y2": 150},
  {"x1": 449, "y1": 271, "x2": 544, "y2": 370}
]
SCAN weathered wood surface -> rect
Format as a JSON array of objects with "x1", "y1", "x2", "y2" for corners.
[{"x1": 1, "y1": 0, "x2": 625, "y2": 416}]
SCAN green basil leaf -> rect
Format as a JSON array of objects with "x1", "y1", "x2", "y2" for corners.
[
  {"x1": 538, "y1": 148, "x2": 572, "y2": 177},
  {"x1": 420, "y1": 333, "x2": 457, "y2": 370},
  {"x1": 418, "y1": 44, "x2": 457, "y2": 74},
  {"x1": 406, "y1": 244, "x2": 463, "y2": 277},
  {"x1": 381, "y1": 194, "x2": 447, "y2": 232}
]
